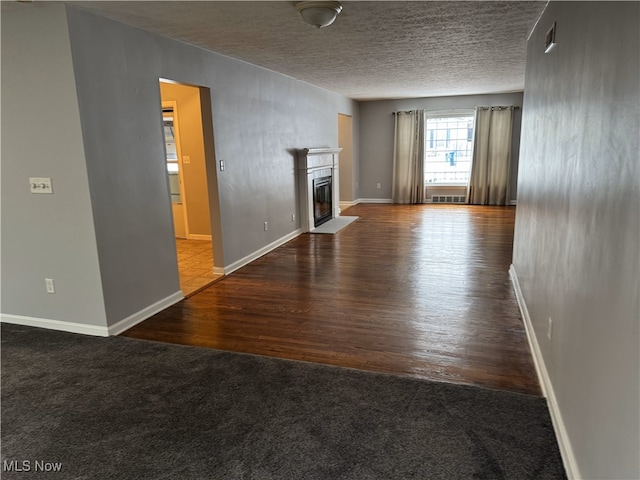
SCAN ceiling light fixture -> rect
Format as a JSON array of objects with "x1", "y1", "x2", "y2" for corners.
[{"x1": 296, "y1": 1, "x2": 343, "y2": 29}]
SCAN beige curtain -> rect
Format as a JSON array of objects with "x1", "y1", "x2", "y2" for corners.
[
  {"x1": 392, "y1": 110, "x2": 425, "y2": 204},
  {"x1": 467, "y1": 107, "x2": 514, "y2": 205}
]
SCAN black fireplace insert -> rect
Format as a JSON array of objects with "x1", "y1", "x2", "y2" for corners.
[{"x1": 313, "y1": 175, "x2": 332, "y2": 227}]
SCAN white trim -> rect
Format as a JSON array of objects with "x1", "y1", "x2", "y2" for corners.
[
  {"x1": 213, "y1": 266, "x2": 226, "y2": 275},
  {"x1": 358, "y1": 198, "x2": 392, "y2": 204},
  {"x1": 222, "y1": 229, "x2": 302, "y2": 275},
  {"x1": 187, "y1": 234, "x2": 212, "y2": 241},
  {"x1": 296, "y1": 148, "x2": 342, "y2": 233},
  {"x1": 509, "y1": 265, "x2": 580, "y2": 480},
  {"x1": 1, "y1": 291, "x2": 185, "y2": 337},
  {"x1": 509, "y1": 265, "x2": 547, "y2": 397},
  {"x1": 0, "y1": 313, "x2": 110, "y2": 337},
  {"x1": 510, "y1": 200, "x2": 517, "y2": 206},
  {"x1": 108, "y1": 291, "x2": 184, "y2": 336}
]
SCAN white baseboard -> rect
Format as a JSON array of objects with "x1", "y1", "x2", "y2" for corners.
[
  {"x1": 212, "y1": 266, "x2": 225, "y2": 275},
  {"x1": 187, "y1": 234, "x2": 212, "y2": 241},
  {"x1": 0, "y1": 313, "x2": 110, "y2": 337},
  {"x1": 108, "y1": 291, "x2": 184, "y2": 336},
  {"x1": 357, "y1": 198, "x2": 392, "y2": 204},
  {"x1": 509, "y1": 265, "x2": 580, "y2": 480},
  {"x1": 0, "y1": 291, "x2": 184, "y2": 337},
  {"x1": 222, "y1": 228, "x2": 302, "y2": 275},
  {"x1": 2, "y1": 292, "x2": 185, "y2": 338},
  {"x1": 510, "y1": 200, "x2": 518, "y2": 206}
]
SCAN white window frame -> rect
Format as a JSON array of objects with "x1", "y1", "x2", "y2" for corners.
[{"x1": 424, "y1": 109, "x2": 476, "y2": 187}]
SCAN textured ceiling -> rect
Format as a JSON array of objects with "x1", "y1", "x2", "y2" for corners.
[{"x1": 60, "y1": 1, "x2": 545, "y2": 100}]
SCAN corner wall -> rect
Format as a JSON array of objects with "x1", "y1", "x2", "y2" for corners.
[
  {"x1": 1, "y1": 4, "x2": 107, "y2": 334},
  {"x1": 512, "y1": 2, "x2": 639, "y2": 478}
]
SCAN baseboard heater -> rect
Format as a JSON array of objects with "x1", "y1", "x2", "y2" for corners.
[{"x1": 431, "y1": 195, "x2": 466, "y2": 204}]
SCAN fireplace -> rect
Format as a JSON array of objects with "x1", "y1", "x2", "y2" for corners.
[
  {"x1": 313, "y1": 171, "x2": 332, "y2": 227},
  {"x1": 296, "y1": 148, "x2": 342, "y2": 232}
]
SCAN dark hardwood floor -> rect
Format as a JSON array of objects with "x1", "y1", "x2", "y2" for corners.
[{"x1": 122, "y1": 204, "x2": 541, "y2": 396}]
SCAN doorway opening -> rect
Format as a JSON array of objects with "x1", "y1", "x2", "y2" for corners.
[
  {"x1": 338, "y1": 113, "x2": 355, "y2": 208},
  {"x1": 160, "y1": 80, "x2": 221, "y2": 296}
]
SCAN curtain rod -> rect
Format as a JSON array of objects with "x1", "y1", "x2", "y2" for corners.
[
  {"x1": 476, "y1": 106, "x2": 520, "y2": 111},
  {"x1": 393, "y1": 106, "x2": 520, "y2": 115}
]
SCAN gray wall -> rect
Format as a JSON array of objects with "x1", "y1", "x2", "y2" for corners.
[
  {"x1": 359, "y1": 93, "x2": 523, "y2": 201},
  {"x1": 67, "y1": 5, "x2": 358, "y2": 327},
  {"x1": 1, "y1": 5, "x2": 107, "y2": 328},
  {"x1": 512, "y1": 2, "x2": 639, "y2": 479},
  {"x1": 2, "y1": 4, "x2": 358, "y2": 330}
]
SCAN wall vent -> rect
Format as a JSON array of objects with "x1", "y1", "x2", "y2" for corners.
[{"x1": 431, "y1": 195, "x2": 466, "y2": 204}]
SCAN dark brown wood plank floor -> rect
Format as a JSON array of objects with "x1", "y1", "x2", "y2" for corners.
[{"x1": 122, "y1": 204, "x2": 541, "y2": 396}]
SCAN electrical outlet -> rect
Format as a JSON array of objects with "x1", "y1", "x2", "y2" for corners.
[
  {"x1": 264, "y1": 221, "x2": 268, "y2": 231},
  {"x1": 45, "y1": 278, "x2": 55, "y2": 294},
  {"x1": 547, "y1": 317, "x2": 553, "y2": 340},
  {"x1": 291, "y1": 214, "x2": 295, "y2": 222},
  {"x1": 376, "y1": 183, "x2": 381, "y2": 189},
  {"x1": 182, "y1": 155, "x2": 191, "y2": 164},
  {"x1": 219, "y1": 160, "x2": 225, "y2": 171}
]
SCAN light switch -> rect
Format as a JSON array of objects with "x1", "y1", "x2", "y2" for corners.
[{"x1": 29, "y1": 177, "x2": 53, "y2": 194}]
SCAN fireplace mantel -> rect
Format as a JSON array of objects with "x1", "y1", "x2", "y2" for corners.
[{"x1": 297, "y1": 148, "x2": 342, "y2": 233}]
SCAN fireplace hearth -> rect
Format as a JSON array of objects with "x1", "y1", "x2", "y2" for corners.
[{"x1": 296, "y1": 148, "x2": 342, "y2": 232}]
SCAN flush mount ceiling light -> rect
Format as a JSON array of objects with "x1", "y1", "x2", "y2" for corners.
[{"x1": 296, "y1": 1, "x2": 343, "y2": 29}]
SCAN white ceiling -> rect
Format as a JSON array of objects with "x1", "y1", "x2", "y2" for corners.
[{"x1": 34, "y1": 1, "x2": 547, "y2": 100}]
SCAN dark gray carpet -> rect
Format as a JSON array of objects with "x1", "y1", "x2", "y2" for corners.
[{"x1": 1, "y1": 323, "x2": 566, "y2": 479}]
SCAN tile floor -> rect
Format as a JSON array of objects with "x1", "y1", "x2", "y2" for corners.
[{"x1": 175, "y1": 238, "x2": 222, "y2": 297}]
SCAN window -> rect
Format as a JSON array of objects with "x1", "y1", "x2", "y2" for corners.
[
  {"x1": 163, "y1": 110, "x2": 181, "y2": 202},
  {"x1": 163, "y1": 114, "x2": 179, "y2": 173},
  {"x1": 424, "y1": 112, "x2": 475, "y2": 184}
]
